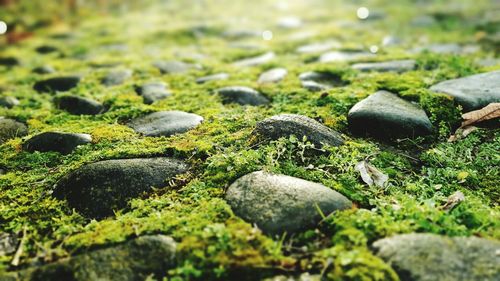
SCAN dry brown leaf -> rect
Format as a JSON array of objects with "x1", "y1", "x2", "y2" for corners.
[
  {"x1": 461, "y1": 103, "x2": 500, "y2": 128},
  {"x1": 355, "y1": 161, "x2": 388, "y2": 188},
  {"x1": 448, "y1": 126, "x2": 478, "y2": 142},
  {"x1": 441, "y1": 191, "x2": 465, "y2": 211}
]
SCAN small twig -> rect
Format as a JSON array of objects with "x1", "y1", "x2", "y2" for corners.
[{"x1": 11, "y1": 226, "x2": 27, "y2": 267}]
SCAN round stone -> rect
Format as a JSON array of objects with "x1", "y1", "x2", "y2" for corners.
[
  {"x1": 23, "y1": 132, "x2": 92, "y2": 155},
  {"x1": 217, "y1": 86, "x2": 269, "y2": 106},
  {"x1": 128, "y1": 111, "x2": 203, "y2": 137},
  {"x1": 0, "y1": 118, "x2": 28, "y2": 144}
]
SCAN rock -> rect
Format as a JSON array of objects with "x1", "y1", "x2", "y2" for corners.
[
  {"x1": 351, "y1": 59, "x2": 416, "y2": 73},
  {"x1": 299, "y1": 71, "x2": 347, "y2": 91},
  {"x1": 0, "y1": 96, "x2": 20, "y2": 108},
  {"x1": 225, "y1": 171, "x2": 352, "y2": 234},
  {"x1": 319, "y1": 51, "x2": 374, "y2": 63},
  {"x1": 413, "y1": 43, "x2": 462, "y2": 54},
  {"x1": 296, "y1": 41, "x2": 341, "y2": 54},
  {"x1": 382, "y1": 35, "x2": 402, "y2": 47},
  {"x1": 35, "y1": 45, "x2": 59, "y2": 54},
  {"x1": 101, "y1": 69, "x2": 132, "y2": 86},
  {"x1": 301, "y1": 81, "x2": 330, "y2": 92},
  {"x1": 34, "y1": 76, "x2": 81, "y2": 93},
  {"x1": 54, "y1": 95, "x2": 104, "y2": 115},
  {"x1": 430, "y1": 70, "x2": 500, "y2": 111},
  {"x1": 23, "y1": 132, "x2": 92, "y2": 155},
  {"x1": 348, "y1": 91, "x2": 433, "y2": 140},
  {"x1": 217, "y1": 86, "x2": 270, "y2": 106},
  {"x1": 232, "y1": 52, "x2": 275, "y2": 67},
  {"x1": 196, "y1": 73, "x2": 229, "y2": 84},
  {"x1": 6, "y1": 235, "x2": 177, "y2": 281},
  {"x1": 33, "y1": 65, "x2": 56, "y2": 74},
  {"x1": 0, "y1": 118, "x2": 28, "y2": 144},
  {"x1": 372, "y1": 233, "x2": 500, "y2": 281},
  {"x1": 54, "y1": 158, "x2": 189, "y2": 217},
  {"x1": 0, "y1": 57, "x2": 20, "y2": 67},
  {"x1": 258, "y1": 68, "x2": 288, "y2": 84},
  {"x1": 153, "y1": 61, "x2": 201, "y2": 74},
  {"x1": 135, "y1": 82, "x2": 171, "y2": 104},
  {"x1": 128, "y1": 111, "x2": 203, "y2": 137},
  {"x1": 254, "y1": 114, "x2": 344, "y2": 147}
]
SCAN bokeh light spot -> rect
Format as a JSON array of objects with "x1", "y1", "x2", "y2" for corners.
[
  {"x1": 357, "y1": 7, "x2": 370, "y2": 20},
  {"x1": 0, "y1": 21, "x2": 7, "y2": 35},
  {"x1": 262, "y1": 30, "x2": 273, "y2": 41}
]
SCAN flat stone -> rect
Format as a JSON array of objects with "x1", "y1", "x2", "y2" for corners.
[
  {"x1": 299, "y1": 71, "x2": 347, "y2": 91},
  {"x1": 232, "y1": 52, "x2": 275, "y2": 67},
  {"x1": 0, "y1": 118, "x2": 28, "y2": 144},
  {"x1": 372, "y1": 233, "x2": 500, "y2": 281},
  {"x1": 55, "y1": 95, "x2": 104, "y2": 115},
  {"x1": 0, "y1": 57, "x2": 20, "y2": 67},
  {"x1": 430, "y1": 70, "x2": 500, "y2": 111},
  {"x1": 258, "y1": 68, "x2": 288, "y2": 84},
  {"x1": 254, "y1": 114, "x2": 344, "y2": 147},
  {"x1": 413, "y1": 43, "x2": 462, "y2": 54},
  {"x1": 348, "y1": 91, "x2": 433, "y2": 140},
  {"x1": 296, "y1": 41, "x2": 341, "y2": 54},
  {"x1": 34, "y1": 76, "x2": 81, "y2": 93},
  {"x1": 352, "y1": 59, "x2": 416, "y2": 73},
  {"x1": 54, "y1": 158, "x2": 189, "y2": 218},
  {"x1": 217, "y1": 86, "x2": 270, "y2": 106},
  {"x1": 101, "y1": 69, "x2": 132, "y2": 86},
  {"x1": 23, "y1": 132, "x2": 92, "y2": 155},
  {"x1": 319, "y1": 51, "x2": 374, "y2": 63},
  {"x1": 128, "y1": 111, "x2": 203, "y2": 137},
  {"x1": 0, "y1": 96, "x2": 20, "y2": 108},
  {"x1": 135, "y1": 82, "x2": 171, "y2": 104},
  {"x1": 301, "y1": 81, "x2": 330, "y2": 92},
  {"x1": 35, "y1": 45, "x2": 59, "y2": 54},
  {"x1": 153, "y1": 61, "x2": 201, "y2": 74},
  {"x1": 33, "y1": 65, "x2": 56, "y2": 74},
  {"x1": 196, "y1": 73, "x2": 229, "y2": 84},
  {"x1": 225, "y1": 171, "x2": 352, "y2": 235}
]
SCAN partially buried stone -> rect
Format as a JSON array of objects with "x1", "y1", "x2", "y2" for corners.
[
  {"x1": 101, "y1": 69, "x2": 132, "y2": 86},
  {"x1": 351, "y1": 59, "x2": 416, "y2": 73},
  {"x1": 196, "y1": 73, "x2": 229, "y2": 84},
  {"x1": 153, "y1": 61, "x2": 201, "y2": 74},
  {"x1": 32, "y1": 65, "x2": 56, "y2": 74},
  {"x1": 23, "y1": 132, "x2": 92, "y2": 155},
  {"x1": 54, "y1": 95, "x2": 104, "y2": 115},
  {"x1": 372, "y1": 233, "x2": 500, "y2": 281},
  {"x1": 225, "y1": 171, "x2": 352, "y2": 235},
  {"x1": 258, "y1": 68, "x2": 287, "y2": 84},
  {"x1": 135, "y1": 82, "x2": 171, "y2": 104},
  {"x1": 34, "y1": 76, "x2": 81, "y2": 93},
  {"x1": 254, "y1": 114, "x2": 344, "y2": 147},
  {"x1": 348, "y1": 91, "x2": 433, "y2": 140},
  {"x1": 217, "y1": 86, "x2": 269, "y2": 106},
  {"x1": 232, "y1": 52, "x2": 275, "y2": 67},
  {"x1": 319, "y1": 51, "x2": 374, "y2": 63},
  {"x1": 35, "y1": 45, "x2": 59, "y2": 54},
  {"x1": 0, "y1": 96, "x2": 20, "y2": 108},
  {"x1": 54, "y1": 157, "x2": 189, "y2": 218},
  {"x1": 0, "y1": 57, "x2": 20, "y2": 67},
  {"x1": 128, "y1": 111, "x2": 203, "y2": 137},
  {"x1": 0, "y1": 118, "x2": 28, "y2": 144},
  {"x1": 299, "y1": 71, "x2": 347, "y2": 91}
]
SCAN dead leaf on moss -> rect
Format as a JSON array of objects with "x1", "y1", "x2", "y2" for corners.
[
  {"x1": 441, "y1": 191, "x2": 465, "y2": 211},
  {"x1": 448, "y1": 103, "x2": 500, "y2": 142},
  {"x1": 355, "y1": 161, "x2": 388, "y2": 188}
]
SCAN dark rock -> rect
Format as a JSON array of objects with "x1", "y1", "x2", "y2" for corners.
[
  {"x1": 54, "y1": 95, "x2": 104, "y2": 115},
  {"x1": 0, "y1": 57, "x2": 20, "y2": 67},
  {"x1": 232, "y1": 52, "x2": 275, "y2": 67},
  {"x1": 299, "y1": 71, "x2": 347, "y2": 91},
  {"x1": 135, "y1": 82, "x2": 171, "y2": 104},
  {"x1": 23, "y1": 132, "x2": 92, "y2": 155},
  {"x1": 372, "y1": 233, "x2": 500, "y2": 281},
  {"x1": 0, "y1": 118, "x2": 28, "y2": 144},
  {"x1": 128, "y1": 111, "x2": 203, "y2": 137},
  {"x1": 430, "y1": 70, "x2": 500, "y2": 111},
  {"x1": 196, "y1": 73, "x2": 229, "y2": 84},
  {"x1": 348, "y1": 91, "x2": 433, "y2": 140},
  {"x1": 101, "y1": 69, "x2": 133, "y2": 86},
  {"x1": 153, "y1": 61, "x2": 201, "y2": 74},
  {"x1": 352, "y1": 59, "x2": 416, "y2": 73},
  {"x1": 33, "y1": 65, "x2": 56, "y2": 74},
  {"x1": 258, "y1": 68, "x2": 288, "y2": 84},
  {"x1": 34, "y1": 76, "x2": 81, "y2": 93},
  {"x1": 0, "y1": 96, "x2": 20, "y2": 108},
  {"x1": 217, "y1": 86, "x2": 270, "y2": 106},
  {"x1": 35, "y1": 45, "x2": 59, "y2": 54},
  {"x1": 54, "y1": 158, "x2": 189, "y2": 218},
  {"x1": 254, "y1": 114, "x2": 344, "y2": 147},
  {"x1": 225, "y1": 171, "x2": 352, "y2": 235}
]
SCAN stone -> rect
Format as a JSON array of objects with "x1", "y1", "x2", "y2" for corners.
[
  {"x1": 0, "y1": 96, "x2": 20, "y2": 108},
  {"x1": 258, "y1": 68, "x2": 288, "y2": 84},
  {"x1": 296, "y1": 41, "x2": 341, "y2": 54},
  {"x1": 35, "y1": 45, "x2": 59, "y2": 54},
  {"x1": 430, "y1": 70, "x2": 500, "y2": 111},
  {"x1": 0, "y1": 118, "x2": 28, "y2": 144},
  {"x1": 348, "y1": 91, "x2": 433, "y2": 140},
  {"x1": 319, "y1": 51, "x2": 374, "y2": 63},
  {"x1": 5, "y1": 235, "x2": 177, "y2": 281},
  {"x1": 23, "y1": 132, "x2": 92, "y2": 155},
  {"x1": 225, "y1": 171, "x2": 352, "y2": 235},
  {"x1": 254, "y1": 114, "x2": 344, "y2": 147},
  {"x1": 54, "y1": 95, "x2": 104, "y2": 115},
  {"x1": 0, "y1": 57, "x2": 20, "y2": 67},
  {"x1": 351, "y1": 59, "x2": 416, "y2": 73},
  {"x1": 196, "y1": 73, "x2": 229, "y2": 84},
  {"x1": 32, "y1": 65, "x2": 56, "y2": 74},
  {"x1": 34, "y1": 76, "x2": 81, "y2": 93},
  {"x1": 54, "y1": 158, "x2": 189, "y2": 217},
  {"x1": 413, "y1": 43, "x2": 462, "y2": 54},
  {"x1": 128, "y1": 111, "x2": 203, "y2": 137},
  {"x1": 299, "y1": 71, "x2": 347, "y2": 91},
  {"x1": 217, "y1": 86, "x2": 270, "y2": 106},
  {"x1": 101, "y1": 69, "x2": 132, "y2": 86},
  {"x1": 277, "y1": 17, "x2": 302, "y2": 29},
  {"x1": 301, "y1": 81, "x2": 330, "y2": 92},
  {"x1": 135, "y1": 82, "x2": 171, "y2": 104},
  {"x1": 153, "y1": 61, "x2": 201, "y2": 74},
  {"x1": 232, "y1": 52, "x2": 275, "y2": 67},
  {"x1": 372, "y1": 233, "x2": 500, "y2": 281}
]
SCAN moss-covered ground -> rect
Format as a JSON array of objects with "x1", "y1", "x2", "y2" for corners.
[{"x1": 1, "y1": 0, "x2": 499, "y2": 280}]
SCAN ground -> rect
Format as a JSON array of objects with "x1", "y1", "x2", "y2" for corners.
[{"x1": 0, "y1": 0, "x2": 499, "y2": 280}]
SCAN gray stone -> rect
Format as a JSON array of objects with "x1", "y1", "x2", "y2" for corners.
[
  {"x1": 352, "y1": 60, "x2": 416, "y2": 73},
  {"x1": 299, "y1": 71, "x2": 347, "y2": 91},
  {"x1": 135, "y1": 82, "x2": 171, "y2": 104},
  {"x1": 0, "y1": 118, "x2": 28, "y2": 144},
  {"x1": 153, "y1": 61, "x2": 201, "y2": 74},
  {"x1": 413, "y1": 43, "x2": 462, "y2": 54},
  {"x1": 258, "y1": 68, "x2": 288, "y2": 84},
  {"x1": 101, "y1": 69, "x2": 132, "y2": 86},
  {"x1": 217, "y1": 86, "x2": 270, "y2": 106},
  {"x1": 319, "y1": 51, "x2": 374, "y2": 63},
  {"x1": 348, "y1": 91, "x2": 433, "y2": 140},
  {"x1": 34, "y1": 76, "x2": 81, "y2": 93},
  {"x1": 254, "y1": 114, "x2": 344, "y2": 147},
  {"x1": 301, "y1": 81, "x2": 330, "y2": 92},
  {"x1": 0, "y1": 57, "x2": 20, "y2": 67},
  {"x1": 296, "y1": 41, "x2": 340, "y2": 54},
  {"x1": 430, "y1": 70, "x2": 500, "y2": 111},
  {"x1": 54, "y1": 158, "x2": 189, "y2": 218},
  {"x1": 33, "y1": 65, "x2": 56, "y2": 74},
  {"x1": 0, "y1": 96, "x2": 20, "y2": 108},
  {"x1": 128, "y1": 111, "x2": 203, "y2": 137},
  {"x1": 225, "y1": 171, "x2": 352, "y2": 235},
  {"x1": 35, "y1": 45, "x2": 59, "y2": 54},
  {"x1": 372, "y1": 233, "x2": 500, "y2": 281},
  {"x1": 232, "y1": 52, "x2": 275, "y2": 67},
  {"x1": 277, "y1": 17, "x2": 302, "y2": 29},
  {"x1": 23, "y1": 132, "x2": 92, "y2": 155},
  {"x1": 196, "y1": 73, "x2": 229, "y2": 84},
  {"x1": 55, "y1": 95, "x2": 104, "y2": 115}
]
